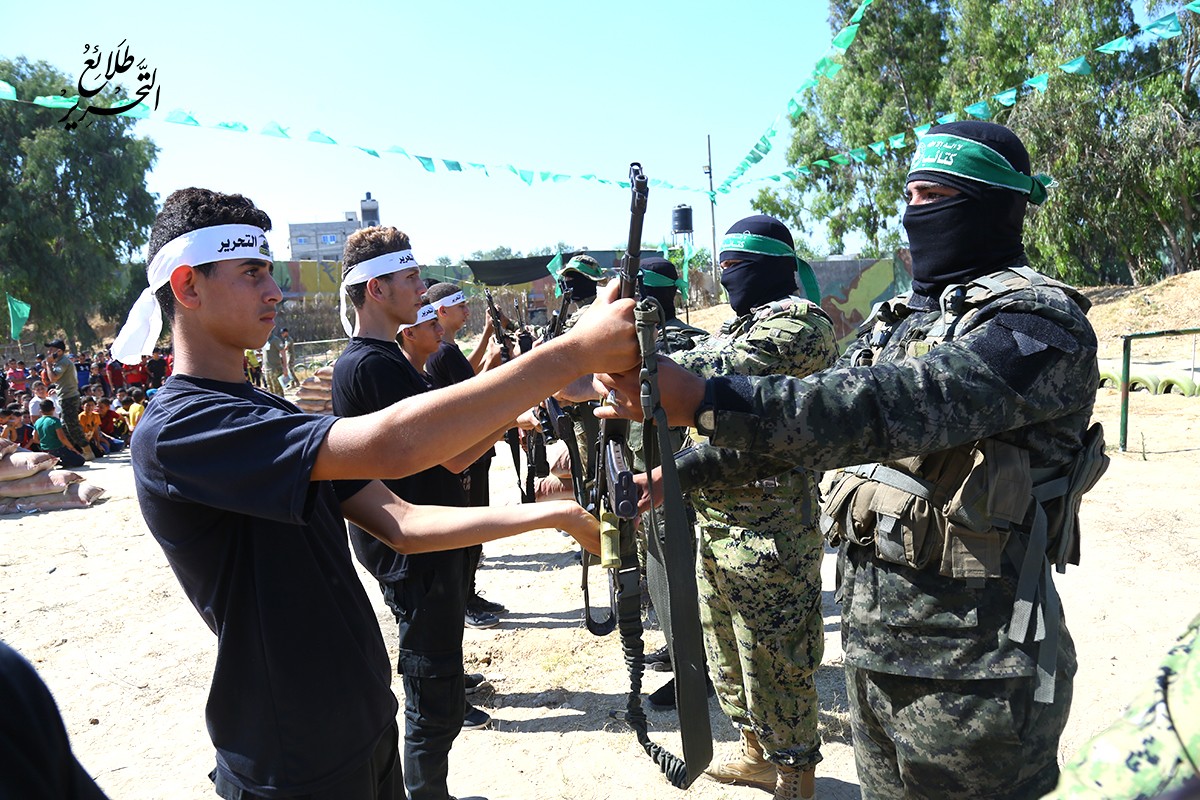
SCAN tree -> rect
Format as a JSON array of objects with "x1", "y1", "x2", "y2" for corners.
[
  {"x1": 756, "y1": 1, "x2": 1200, "y2": 285},
  {"x1": 0, "y1": 57, "x2": 158, "y2": 344}
]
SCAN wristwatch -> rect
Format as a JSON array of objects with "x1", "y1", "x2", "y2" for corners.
[{"x1": 693, "y1": 380, "x2": 716, "y2": 437}]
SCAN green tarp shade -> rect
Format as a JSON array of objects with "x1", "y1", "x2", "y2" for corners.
[
  {"x1": 937, "y1": 111, "x2": 958, "y2": 124},
  {"x1": 887, "y1": 132, "x2": 906, "y2": 149},
  {"x1": 912, "y1": 124, "x2": 932, "y2": 138},
  {"x1": 832, "y1": 24, "x2": 859, "y2": 52},
  {"x1": 1095, "y1": 35, "x2": 1131, "y2": 54},
  {"x1": 443, "y1": 160, "x2": 463, "y2": 171},
  {"x1": 1060, "y1": 56, "x2": 1092, "y2": 75},
  {"x1": 307, "y1": 130, "x2": 336, "y2": 144},
  {"x1": 964, "y1": 101, "x2": 992, "y2": 119},
  {"x1": 167, "y1": 109, "x2": 200, "y2": 125},
  {"x1": 1145, "y1": 12, "x2": 1182, "y2": 39},
  {"x1": 261, "y1": 121, "x2": 288, "y2": 137},
  {"x1": 215, "y1": 121, "x2": 248, "y2": 132},
  {"x1": 0, "y1": 80, "x2": 15, "y2": 101},
  {"x1": 416, "y1": 156, "x2": 436, "y2": 172},
  {"x1": 465, "y1": 254, "x2": 570, "y2": 287},
  {"x1": 8, "y1": 294, "x2": 30, "y2": 341},
  {"x1": 849, "y1": 0, "x2": 873, "y2": 24},
  {"x1": 33, "y1": 94, "x2": 79, "y2": 109},
  {"x1": 993, "y1": 88, "x2": 1018, "y2": 107},
  {"x1": 868, "y1": 141, "x2": 886, "y2": 157},
  {"x1": 1024, "y1": 73, "x2": 1050, "y2": 92},
  {"x1": 830, "y1": 154, "x2": 851, "y2": 165}
]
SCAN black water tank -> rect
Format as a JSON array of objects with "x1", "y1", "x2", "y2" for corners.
[{"x1": 671, "y1": 205, "x2": 693, "y2": 234}]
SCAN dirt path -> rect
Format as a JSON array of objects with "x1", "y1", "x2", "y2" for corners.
[{"x1": 1, "y1": 384, "x2": 1197, "y2": 799}]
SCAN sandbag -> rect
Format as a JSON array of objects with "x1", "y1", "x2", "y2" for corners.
[
  {"x1": 315, "y1": 365, "x2": 335, "y2": 380},
  {"x1": 0, "y1": 469, "x2": 84, "y2": 498},
  {"x1": 0, "y1": 482, "x2": 105, "y2": 514},
  {"x1": 0, "y1": 439, "x2": 17, "y2": 456},
  {"x1": 0, "y1": 450, "x2": 58, "y2": 482}
]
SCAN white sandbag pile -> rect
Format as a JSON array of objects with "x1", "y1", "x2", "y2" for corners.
[
  {"x1": 295, "y1": 365, "x2": 335, "y2": 415},
  {"x1": 0, "y1": 446, "x2": 106, "y2": 515}
]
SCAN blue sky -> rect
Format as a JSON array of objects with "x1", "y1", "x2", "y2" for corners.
[{"x1": 1, "y1": 1, "x2": 841, "y2": 263}]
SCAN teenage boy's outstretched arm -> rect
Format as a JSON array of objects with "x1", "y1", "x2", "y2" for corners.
[
  {"x1": 340, "y1": 480, "x2": 601, "y2": 555},
  {"x1": 313, "y1": 283, "x2": 636, "y2": 482}
]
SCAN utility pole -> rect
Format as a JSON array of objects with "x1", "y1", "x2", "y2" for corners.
[{"x1": 703, "y1": 134, "x2": 719, "y2": 298}]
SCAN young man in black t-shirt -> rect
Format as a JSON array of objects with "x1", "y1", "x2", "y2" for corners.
[
  {"x1": 424, "y1": 282, "x2": 510, "y2": 629},
  {"x1": 110, "y1": 188, "x2": 637, "y2": 800},
  {"x1": 333, "y1": 231, "x2": 515, "y2": 800}
]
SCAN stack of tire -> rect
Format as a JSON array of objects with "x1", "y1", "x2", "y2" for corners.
[
  {"x1": 295, "y1": 365, "x2": 336, "y2": 415},
  {"x1": 0, "y1": 439, "x2": 106, "y2": 515},
  {"x1": 1098, "y1": 370, "x2": 1198, "y2": 397}
]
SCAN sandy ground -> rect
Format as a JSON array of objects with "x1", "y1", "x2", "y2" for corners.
[{"x1": 2, "y1": 384, "x2": 1199, "y2": 800}]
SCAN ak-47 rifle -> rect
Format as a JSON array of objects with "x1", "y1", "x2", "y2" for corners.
[
  {"x1": 594, "y1": 163, "x2": 712, "y2": 788},
  {"x1": 484, "y1": 289, "x2": 534, "y2": 503}
]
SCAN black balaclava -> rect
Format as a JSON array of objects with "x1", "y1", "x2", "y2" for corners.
[
  {"x1": 563, "y1": 271, "x2": 599, "y2": 304},
  {"x1": 640, "y1": 255, "x2": 679, "y2": 320},
  {"x1": 903, "y1": 121, "x2": 1031, "y2": 299},
  {"x1": 719, "y1": 215, "x2": 798, "y2": 317}
]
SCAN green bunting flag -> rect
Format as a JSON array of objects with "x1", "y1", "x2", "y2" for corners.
[
  {"x1": 887, "y1": 133, "x2": 906, "y2": 149},
  {"x1": 993, "y1": 88, "x2": 1018, "y2": 107},
  {"x1": 416, "y1": 156, "x2": 436, "y2": 172},
  {"x1": 33, "y1": 94, "x2": 78, "y2": 109},
  {"x1": 546, "y1": 253, "x2": 564, "y2": 296},
  {"x1": 1188, "y1": 1, "x2": 1200, "y2": 12},
  {"x1": 1059, "y1": 56, "x2": 1092, "y2": 75},
  {"x1": 1145, "y1": 12, "x2": 1182, "y2": 39},
  {"x1": 216, "y1": 121, "x2": 249, "y2": 132},
  {"x1": 261, "y1": 121, "x2": 289, "y2": 137},
  {"x1": 166, "y1": 109, "x2": 199, "y2": 125},
  {"x1": 0, "y1": 80, "x2": 15, "y2": 101},
  {"x1": 1024, "y1": 73, "x2": 1050, "y2": 92},
  {"x1": 849, "y1": 147, "x2": 869, "y2": 162},
  {"x1": 868, "y1": 141, "x2": 886, "y2": 157},
  {"x1": 848, "y1": 0, "x2": 873, "y2": 24},
  {"x1": 913, "y1": 123, "x2": 932, "y2": 138},
  {"x1": 964, "y1": 101, "x2": 992, "y2": 119},
  {"x1": 444, "y1": 160, "x2": 463, "y2": 172},
  {"x1": 356, "y1": 146, "x2": 380, "y2": 158},
  {"x1": 832, "y1": 24, "x2": 860, "y2": 53},
  {"x1": 936, "y1": 111, "x2": 958, "y2": 124},
  {"x1": 7, "y1": 294, "x2": 30, "y2": 341},
  {"x1": 307, "y1": 130, "x2": 336, "y2": 145},
  {"x1": 1095, "y1": 35, "x2": 1132, "y2": 54},
  {"x1": 830, "y1": 154, "x2": 851, "y2": 165}
]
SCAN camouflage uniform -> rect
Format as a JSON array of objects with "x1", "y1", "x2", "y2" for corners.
[
  {"x1": 673, "y1": 296, "x2": 838, "y2": 767},
  {"x1": 676, "y1": 270, "x2": 1098, "y2": 797},
  {"x1": 1047, "y1": 612, "x2": 1200, "y2": 799}
]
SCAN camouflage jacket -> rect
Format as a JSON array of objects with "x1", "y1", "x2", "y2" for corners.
[
  {"x1": 629, "y1": 318, "x2": 710, "y2": 471},
  {"x1": 672, "y1": 296, "x2": 837, "y2": 532},
  {"x1": 1047, "y1": 612, "x2": 1200, "y2": 798},
  {"x1": 675, "y1": 271, "x2": 1098, "y2": 678}
]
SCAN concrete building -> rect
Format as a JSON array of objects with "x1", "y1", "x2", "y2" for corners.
[{"x1": 287, "y1": 193, "x2": 382, "y2": 261}]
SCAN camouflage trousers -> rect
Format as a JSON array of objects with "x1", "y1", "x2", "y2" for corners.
[
  {"x1": 845, "y1": 663, "x2": 1073, "y2": 799},
  {"x1": 697, "y1": 521, "x2": 824, "y2": 767}
]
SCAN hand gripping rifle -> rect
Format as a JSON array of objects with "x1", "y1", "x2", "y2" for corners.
[
  {"x1": 596, "y1": 163, "x2": 712, "y2": 788},
  {"x1": 484, "y1": 289, "x2": 535, "y2": 503}
]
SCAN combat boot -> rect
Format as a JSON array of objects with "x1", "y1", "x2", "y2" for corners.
[
  {"x1": 704, "y1": 729, "x2": 776, "y2": 790},
  {"x1": 774, "y1": 764, "x2": 815, "y2": 800}
]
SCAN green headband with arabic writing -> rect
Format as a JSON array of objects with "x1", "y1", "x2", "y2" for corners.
[
  {"x1": 640, "y1": 269, "x2": 683, "y2": 289},
  {"x1": 719, "y1": 233, "x2": 821, "y2": 303},
  {"x1": 908, "y1": 133, "x2": 1052, "y2": 205}
]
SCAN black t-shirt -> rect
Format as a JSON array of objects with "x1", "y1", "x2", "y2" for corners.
[
  {"x1": 331, "y1": 338, "x2": 467, "y2": 581},
  {"x1": 424, "y1": 341, "x2": 493, "y2": 469},
  {"x1": 131, "y1": 374, "x2": 394, "y2": 796},
  {"x1": 0, "y1": 642, "x2": 109, "y2": 800},
  {"x1": 145, "y1": 357, "x2": 167, "y2": 387}
]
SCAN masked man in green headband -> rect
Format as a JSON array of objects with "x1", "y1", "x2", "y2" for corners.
[
  {"x1": 669, "y1": 216, "x2": 838, "y2": 800},
  {"x1": 597, "y1": 121, "x2": 1103, "y2": 799}
]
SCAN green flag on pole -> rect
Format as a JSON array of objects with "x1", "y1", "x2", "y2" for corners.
[
  {"x1": 7, "y1": 294, "x2": 30, "y2": 341},
  {"x1": 546, "y1": 253, "x2": 564, "y2": 296}
]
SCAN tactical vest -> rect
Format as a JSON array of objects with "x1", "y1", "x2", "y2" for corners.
[{"x1": 821, "y1": 267, "x2": 1109, "y2": 702}]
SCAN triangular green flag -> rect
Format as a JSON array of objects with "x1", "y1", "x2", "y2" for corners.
[
  {"x1": 551, "y1": 174, "x2": 570, "y2": 183},
  {"x1": 115, "y1": 102, "x2": 151, "y2": 119},
  {"x1": 539, "y1": 171, "x2": 553, "y2": 182},
  {"x1": 849, "y1": 147, "x2": 869, "y2": 162},
  {"x1": 215, "y1": 121, "x2": 249, "y2": 132},
  {"x1": 355, "y1": 146, "x2": 380, "y2": 158},
  {"x1": 0, "y1": 80, "x2": 15, "y2": 101},
  {"x1": 7, "y1": 294, "x2": 31, "y2": 341},
  {"x1": 166, "y1": 109, "x2": 200, "y2": 125},
  {"x1": 813, "y1": 159, "x2": 831, "y2": 168},
  {"x1": 416, "y1": 156, "x2": 436, "y2": 172},
  {"x1": 307, "y1": 130, "x2": 337, "y2": 145},
  {"x1": 830, "y1": 154, "x2": 851, "y2": 165},
  {"x1": 443, "y1": 160, "x2": 463, "y2": 172},
  {"x1": 993, "y1": 88, "x2": 1018, "y2": 107},
  {"x1": 1059, "y1": 56, "x2": 1092, "y2": 75},
  {"x1": 261, "y1": 121, "x2": 289, "y2": 137},
  {"x1": 680, "y1": 240, "x2": 693, "y2": 301},
  {"x1": 1145, "y1": 12, "x2": 1182, "y2": 39},
  {"x1": 1095, "y1": 35, "x2": 1131, "y2": 54},
  {"x1": 814, "y1": 57, "x2": 834, "y2": 76},
  {"x1": 913, "y1": 124, "x2": 932, "y2": 138},
  {"x1": 831, "y1": 24, "x2": 860, "y2": 53},
  {"x1": 33, "y1": 94, "x2": 78, "y2": 109},
  {"x1": 508, "y1": 166, "x2": 534, "y2": 186},
  {"x1": 745, "y1": 150, "x2": 764, "y2": 164},
  {"x1": 1024, "y1": 74, "x2": 1050, "y2": 93},
  {"x1": 964, "y1": 101, "x2": 992, "y2": 119},
  {"x1": 546, "y1": 253, "x2": 564, "y2": 296},
  {"x1": 868, "y1": 141, "x2": 886, "y2": 157},
  {"x1": 467, "y1": 162, "x2": 488, "y2": 175},
  {"x1": 386, "y1": 145, "x2": 410, "y2": 157},
  {"x1": 849, "y1": 0, "x2": 873, "y2": 24},
  {"x1": 1188, "y1": 1, "x2": 1200, "y2": 12},
  {"x1": 798, "y1": 78, "x2": 819, "y2": 92},
  {"x1": 787, "y1": 98, "x2": 802, "y2": 119},
  {"x1": 936, "y1": 111, "x2": 958, "y2": 124},
  {"x1": 887, "y1": 132, "x2": 906, "y2": 149},
  {"x1": 825, "y1": 63, "x2": 843, "y2": 79}
]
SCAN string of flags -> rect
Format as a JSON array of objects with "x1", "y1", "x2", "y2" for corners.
[{"x1": 0, "y1": 3, "x2": 1194, "y2": 199}]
